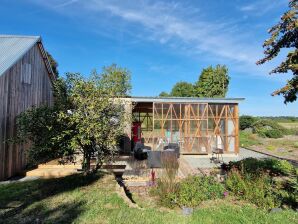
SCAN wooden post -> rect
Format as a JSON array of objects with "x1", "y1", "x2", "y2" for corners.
[{"x1": 234, "y1": 104, "x2": 239, "y2": 154}]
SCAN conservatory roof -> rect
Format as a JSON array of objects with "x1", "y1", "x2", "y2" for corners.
[{"x1": 130, "y1": 96, "x2": 244, "y2": 104}]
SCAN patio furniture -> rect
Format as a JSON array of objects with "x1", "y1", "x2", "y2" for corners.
[
  {"x1": 133, "y1": 141, "x2": 151, "y2": 160},
  {"x1": 147, "y1": 150, "x2": 177, "y2": 168},
  {"x1": 210, "y1": 147, "x2": 224, "y2": 164},
  {"x1": 164, "y1": 143, "x2": 180, "y2": 158}
]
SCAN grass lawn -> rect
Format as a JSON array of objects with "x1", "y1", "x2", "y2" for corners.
[{"x1": 0, "y1": 173, "x2": 297, "y2": 224}]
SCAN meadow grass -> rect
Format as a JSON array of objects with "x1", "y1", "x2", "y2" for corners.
[{"x1": 0, "y1": 173, "x2": 297, "y2": 224}]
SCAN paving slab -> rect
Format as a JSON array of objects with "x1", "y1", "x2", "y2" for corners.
[{"x1": 183, "y1": 148, "x2": 269, "y2": 169}]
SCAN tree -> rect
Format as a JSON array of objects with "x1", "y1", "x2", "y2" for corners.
[
  {"x1": 46, "y1": 51, "x2": 59, "y2": 78},
  {"x1": 239, "y1": 115, "x2": 257, "y2": 130},
  {"x1": 16, "y1": 64, "x2": 131, "y2": 173},
  {"x1": 99, "y1": 64, "x2": 131, "y2": 96},
  {"x1": 159, "y1": 91, "x2": 170, "y2": 97},
  {"x1": 257, "y1": 0, "x2": 298, "y2": 103},
  {"x1": 194, "y1": 65, "x2": 230, "y2": 97},
  {"x1": 170, "y1": 81, "x2": 195, "y2": 97},
  {"x1": 58, "y1": 69, "x2": 130, "y2": 172}
]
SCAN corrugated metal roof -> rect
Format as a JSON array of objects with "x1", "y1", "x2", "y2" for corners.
[
  {"x1": 0, "y1": 35, "x2": 40, "y2": 76},
  {"x1": 130, "y1": 96, "x2": 245, "y2": 103}
]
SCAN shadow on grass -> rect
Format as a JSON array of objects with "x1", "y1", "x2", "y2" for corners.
[{"x1": 0, "y1": 172, "x2": 104, "y2": 223}]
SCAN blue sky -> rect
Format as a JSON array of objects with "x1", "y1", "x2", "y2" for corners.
[{"x1": 1, "y1": 0, "x2": 297, "y2": 116}]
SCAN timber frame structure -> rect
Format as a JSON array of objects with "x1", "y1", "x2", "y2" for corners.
[{"x1": 129, "y1": 97, "x2": 244, "y2": 154}]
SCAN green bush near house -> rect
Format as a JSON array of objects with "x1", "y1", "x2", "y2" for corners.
[
  {"x1": 175, "y1": 175, "x2": 225, "y2": 208},
  {"x1": 224, "y1": 158, "x2": 298, "y2": 209},
  {"x1": 239, "y1": 115, "x2": 258, "y2": 130},
  {"x1": 225, "y1": 169, "x2": 279, "y2": 210},
  {"x1": 252, "y1": 119, "x2": 287, "y2": 138},
  {"x1": 151, "y1": 175, "x2": 225, "y2": 208}
]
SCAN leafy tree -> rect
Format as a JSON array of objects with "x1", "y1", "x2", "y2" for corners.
[
  {"x1": 16, "y1": 64, "x2": 131, "y2": 173},
  {"x1": 170, "y1": 81, "x2": 195, "y2": 97},
  {"x1": 257, "y1": 0, "x2": 298, "y2": 103},
  {"x1": 194, "y1": 65, "x2": 230, "y2": 97},
  {"x1": 46, "y1": 51, "x2": 59, "y2": 78},
  {"x1": 99, "y1": 64, "x2": 131, "y2": 96},
  {"x1": 58, "y1": 70, "x2": 130, "y2": 172},
  {"x1": 239, "y1": 115, "x2": 258, "y2": 130},
  {"x1": 159, "y1": 91, "x2": 170, "y2": 97}
]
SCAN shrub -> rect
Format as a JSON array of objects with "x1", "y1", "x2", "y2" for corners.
[
  {"x1": 150, "y1": 153, "x2": 179, "y2": 208},
  {"x1": 239, "y1": 115, "x2": 257, "y2": 130},
  {"x1": 224, "y1": 158, "x2": 298, "y2": 209},
  {"x1": 252, "y1": 119, "x2": 286, "y2": 138},
  {"x1": 175, "y1": 176, "x2": 225, "y2": 208},
  {"x1": 263, "y1": 129, "x2": 283, "y2": 138},
  {"x1": 225, "y1": 158, "x2": 295, "y2": 176},
  {"x1": 225, "y1": 169, "x2": 280, "y2": 210}
]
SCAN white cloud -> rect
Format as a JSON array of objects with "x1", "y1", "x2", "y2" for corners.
[
  {"x1": 30, "y1": 0, "x2": 286, "y2": 79},
  {"x1": 239, "y1": 0, "x2": 287, "y2": 15}
]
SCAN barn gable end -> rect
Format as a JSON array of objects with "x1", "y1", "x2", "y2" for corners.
[{"x1": 0, "y1": 35, "x2": 54, "y2": 180}]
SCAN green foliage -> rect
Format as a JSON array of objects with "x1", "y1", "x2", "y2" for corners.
[
  {"x1": 194, "y1": 65, "x2": 230, "y2": 97},
  {"x1": 225, "y1": 169, "x2": 279, "y2": 210},
  {"x1": 58, "y1": 66, "x2": 131, "y2": 172},
  {"x1": 239, "y1": 131, "x2": 261, "y2": 147},
  {"x1": 99, "y1": 64, "x2": 131, "y2": 96},
  {"x1": 239, "y1": 115, "x2": 258, "y2": 130},
  {"x1": 262, "y1": 129, "x2": 283, "y2": 138},
  {"x1": 152, "y1": 175, "x2": 225, "y2": 208},
  {"x1": 175, "y1": 175, "x2": 225, "y2": 208},
  {"x1": 224, "y1": 158, "x2": 298, "y2": 209},
  {"x1": 1, "y1": 174, "x2": 297, "y2": 224},
  {"x1": 252, "y1": 119, "x2": 287, "y2": 138},
  {"x1": 16, "y1": 64, "x2": 131, "y2": 173},
  {"x1": 159, "y1": 91, "x2": 170, "y2": 97},
  {"x1": 257, "y1": 0, "x2": 298, "y2": 103},
  {"x1": 226, "y1": 158, "x2": 296, "y2": 176},
  {"x1": 170, "y1": 82, "x2": 195, "y2": 97},
  {"x1": 16, "y1": 106, "x2": 74, "y2": 166},
  {"x1": 159, "y1": 64, "x2": 230, "y2": 98}
]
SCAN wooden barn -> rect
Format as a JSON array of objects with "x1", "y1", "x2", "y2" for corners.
[{"x1": 0, "y1": 35, "x2": 55, "y2": 180}]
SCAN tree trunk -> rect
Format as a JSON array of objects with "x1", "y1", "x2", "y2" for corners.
[{"x1": 82, "y1": 150, "x2": 91, "y2": 174}]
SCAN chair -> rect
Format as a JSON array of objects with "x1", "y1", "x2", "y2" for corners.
[{"x1": 211, "y1": 147, "x2": 224, "y2": 163}]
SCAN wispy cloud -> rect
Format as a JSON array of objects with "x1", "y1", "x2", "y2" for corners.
[
  {"x1": 239, "y1": 0, "x2": 287, "y2": 15},
  {"x1": 30, "y1": 0, "x2": 285, "y2": 79}
]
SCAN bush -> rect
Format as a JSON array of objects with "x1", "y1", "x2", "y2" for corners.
[
  {"x1": 239, "y1": 115, "x2": 257, "y2": 130},
  {"x1": 252, "y1": 119, "x2": 287, "y2": 138},
  {"x1": 263, "y1": 129, "x2": 283, "y2": 138},
  {"x1": 225, "y1": 158, "x2": 295, "y2": 176},
  {"x1": 151, "y1": 175, "x2": 225, "y2": 208},
  {"x1": 225, "y1": 169, "x2": 279, "y2": 210},
  {"x1": 175, "y1": 176, "x2": 225, "y2": 208},
  {"x1": 224, "y1": 158, "x2": 298, "y2": 209}
]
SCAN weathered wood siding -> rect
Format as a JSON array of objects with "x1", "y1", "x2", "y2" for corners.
[{"x1": 0, "y1": 44, "x2": 54, "y2": 180}]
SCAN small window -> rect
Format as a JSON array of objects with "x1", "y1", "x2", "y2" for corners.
[{"x1": 21, "y1": 63, "x2": 32, "y2": 84}]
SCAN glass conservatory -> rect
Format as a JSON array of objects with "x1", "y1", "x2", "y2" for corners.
[{"x1": 130, "y1": 97, "x2": 244, "y2": 154}]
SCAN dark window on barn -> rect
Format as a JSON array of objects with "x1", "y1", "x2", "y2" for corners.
[{"x1": 21, "y1": 63, "x2": 32, "y2": 84}]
